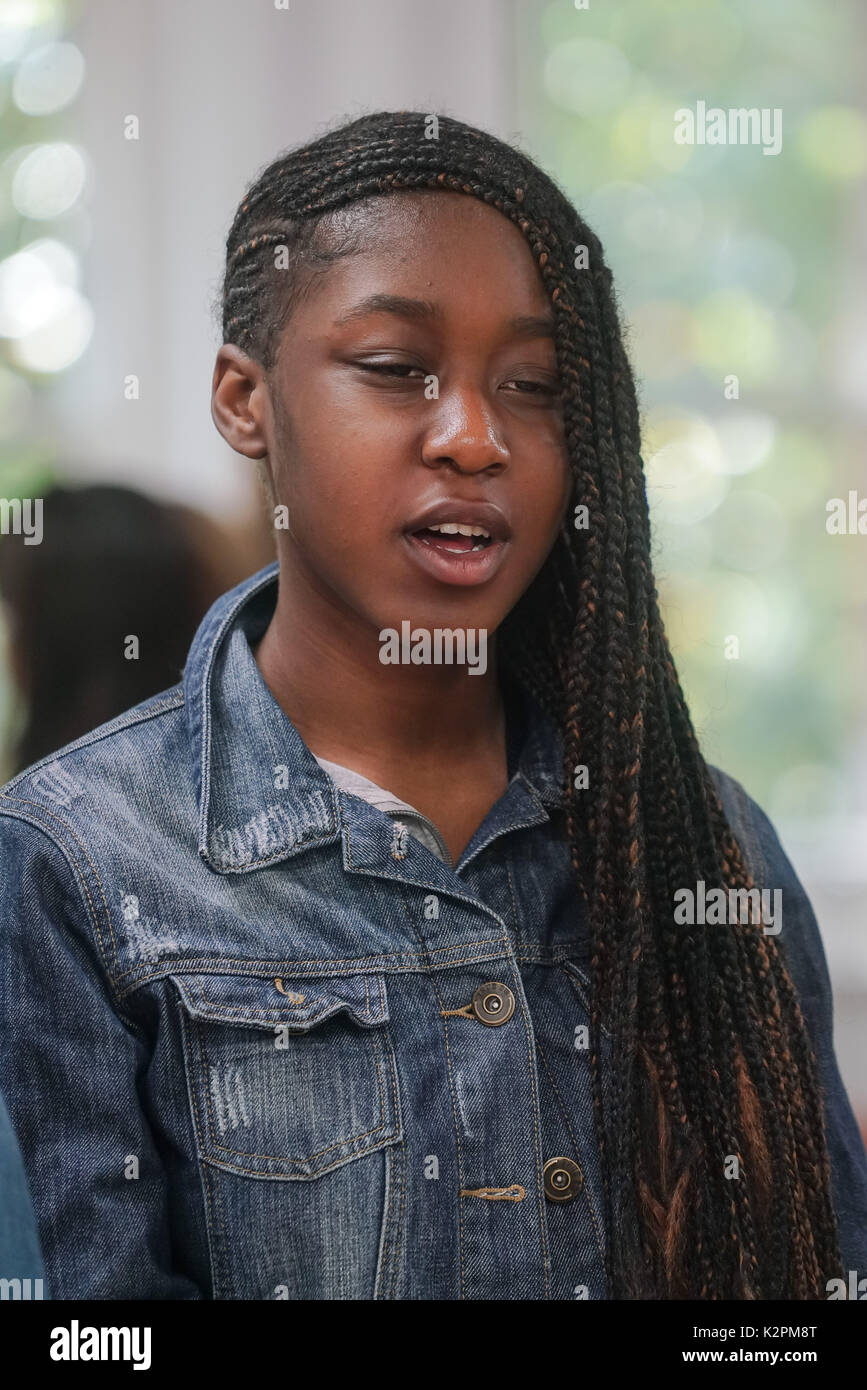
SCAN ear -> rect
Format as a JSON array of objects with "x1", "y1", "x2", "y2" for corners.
[{"x1": 211, "y1": 343, "x2": 271, "y2": 459}]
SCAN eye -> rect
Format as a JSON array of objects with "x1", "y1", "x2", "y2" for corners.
[
  {"x1": 503, "y1": 377, "x2": 561, "y2": 398},
  {"x1": 357, "y1": 360, "x2": 427, "y2": 380}
]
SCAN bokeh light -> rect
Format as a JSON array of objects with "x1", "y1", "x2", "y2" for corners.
[
  {"x1": 11, "y1": 141, "x2": 87, "y2": 220},
  {"x1": 692, "y1": 290, "x2": 779, "y2": 385},
  {"x1": 797, "y1": 105, "x2": 867, "y2": 180},
  {"x1": 543, "y1": 38, "x2": 632, "y2": 117},
  {"x1": 0, "y1": 1, "x2": 64, "y2": 64},
  {"x1": 9, "y1": 286, "x2": 92, "y2": 372},
  {"x1": 0, "y1": 0, "x2": 89, "y2": 393},
  {"x1": 0, "y1": 239, "x2": 80, "y2": 338},
  {"x1": 711, "y1": 488, "x2": 789, "y2": 571},
  {"x1": 12, "y1": 40, "x2": 84, "y2": 116},
  {"x1": 710, "y1": 410, "x2": 777, "y2": 476}
]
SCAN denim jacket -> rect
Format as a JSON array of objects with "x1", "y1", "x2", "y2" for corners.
[{"x1": 1, "y1": 561, "x2": 865, "y2": 1300}]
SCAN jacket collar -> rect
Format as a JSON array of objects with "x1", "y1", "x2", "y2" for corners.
[{"x1": 184, "y1": 562, "x2": 568, "y2": 875}]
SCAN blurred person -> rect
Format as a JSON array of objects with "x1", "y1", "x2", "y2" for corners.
[
  {"x1": 0, "y1": 113, "x2": 865, "y2": 1302},
  {"x1": 0, "y1": 484, "x2": 241, "y2": 776}
]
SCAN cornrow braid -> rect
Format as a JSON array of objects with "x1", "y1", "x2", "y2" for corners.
[{"x1": 219, "y1": 110, "x2": 844, "y2": 1299}]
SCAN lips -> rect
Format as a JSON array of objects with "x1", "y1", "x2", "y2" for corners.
[{"x1": 402, "y1": 499, "x2": 512, "y2": 587}]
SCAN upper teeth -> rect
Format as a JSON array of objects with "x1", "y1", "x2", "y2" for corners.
[{"x1": 427, "y1": 523, "x2": 490, "y2": 538}]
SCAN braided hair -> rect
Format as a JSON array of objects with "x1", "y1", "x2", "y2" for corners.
[{"x1": 219, "y1": 110, "x2": 842, "y2": 1299}]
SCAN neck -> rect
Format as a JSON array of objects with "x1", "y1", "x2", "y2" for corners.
[{"x1": 254, "y1": 557, "x2": 506, "y2": 777}]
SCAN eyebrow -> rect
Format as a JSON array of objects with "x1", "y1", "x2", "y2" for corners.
[{"x1": 332, "y1": 293, "x2": 556, "y2": 339}]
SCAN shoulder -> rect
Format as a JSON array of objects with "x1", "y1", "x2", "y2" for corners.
[
  {"x1": 706, "y1": 763, "x2": 832, "y2": 1006},
  {"x1": 0, "y1": 685, "x2": 190, "y2": 946},
  {"x1": 0, "y1": 684, "x2": 198, "y2": 1007},
  {"x1": 708, "y1": 763, "x2": 799, "y2": 891},
  {"x1": 0, "y1": 682, "x2": 188, "y2": 837},
  {"x1": 2, "y1": 682, "x2": 185, "y2": 786}
]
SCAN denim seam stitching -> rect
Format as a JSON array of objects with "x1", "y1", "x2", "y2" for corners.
[
  {"x1": 504, "y1": 856, "x2": 523, "y2": 943},
  {"x1": 510, "y1": 961, "x2": 552, "y2": 1298},
  {"x1": 204, "y1": 1160, "x2": 228, "y2": 1300},
  {"x1": 113, "y1": 941, "x2": 511, "y2": 992},
  {"x1": 389, "y1": 1139, "x2": 407, "y2": 1298},
  {"x1": 176, "y1": 1000, "x2": 221, "y2": 1297},
  {"x1": 373, "y1": 1140, "x2": 398, "y2": 1299},
  {"x1": 534, "y1": 1036, "x2": 605, "y2": 1263},
  {"x1": 374, "y1": 1134, "x2": 407, "y2": 1299},
  {"x1": 376, "y1": 1025, "x2": 406, "y2": 1298},
  {"x1": 115, "y1": 947, "x2": 519, "y2": 999},
  {"x1": 395, "y1": 879, "x2": 468, "y2": 1299}
]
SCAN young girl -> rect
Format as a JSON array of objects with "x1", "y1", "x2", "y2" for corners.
[{"x1": 1, "y1": 110, "x2": 865, "y2": 1301}]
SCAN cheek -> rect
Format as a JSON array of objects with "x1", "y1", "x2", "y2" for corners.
[
  {"x1": 291, "y1": 470, "x2": 379, "y2": 557},
  {"x1": 276, "y1": 422, "x2": 387, "y2": 544},
  {"x1": 522, "y1": 445, "x2": 571, "y2": 539}
]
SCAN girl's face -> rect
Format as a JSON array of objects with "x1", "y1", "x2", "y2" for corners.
[{"x1": 231, "y1": 191, "x2": 571, "y2": 643}]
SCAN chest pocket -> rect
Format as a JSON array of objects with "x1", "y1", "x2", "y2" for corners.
[{"x1": 171, "y1": 972, "x2": 401, "y2": 1180}]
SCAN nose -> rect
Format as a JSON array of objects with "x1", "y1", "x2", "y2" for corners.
[{"x1": 420, "y1": 381, "x2": 509, "y2": 476}]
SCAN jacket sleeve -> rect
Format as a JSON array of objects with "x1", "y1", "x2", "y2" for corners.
[
  {"x1": 711, "y1": 766, "x2": 867, "y2": 1277},
  {"x1": 0, "y1": 810, "x2": 202, "y2": 1299}
]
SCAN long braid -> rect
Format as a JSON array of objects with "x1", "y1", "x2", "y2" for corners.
[{"x1": 219, "y1": 110, "x2": 844, "y2": 1299}]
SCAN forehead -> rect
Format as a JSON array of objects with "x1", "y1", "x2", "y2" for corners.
[
  {"x1": 322, "y1": 188, "x2": 514, "y2": 239},
  {"x1": 307, "y1": 190, "x2": 549, "y2": 309}
]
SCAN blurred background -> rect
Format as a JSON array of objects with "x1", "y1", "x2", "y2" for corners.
[{"x1": 0, "y1": 0, "x2": 864, "y2": 1120}]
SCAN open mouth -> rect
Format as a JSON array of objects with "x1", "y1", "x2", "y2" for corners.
[
  {"x1": 401, "y1": 503, "x2": 511, "y2": 587},
  {"x1": 410, "y1": 523, "x2": 494, "y2": 554}
]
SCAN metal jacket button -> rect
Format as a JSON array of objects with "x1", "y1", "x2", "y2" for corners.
[
  {"x1": 471, "y1": 981, "x2": 516, "y2": 1026},
  {"x1": 543, "y1": 1156, "x2": 583, "y2": 1202}
]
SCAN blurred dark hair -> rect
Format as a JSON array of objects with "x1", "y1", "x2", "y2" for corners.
[{"x1": 0, "y1": 484, "x2": 221, "y2": 774}]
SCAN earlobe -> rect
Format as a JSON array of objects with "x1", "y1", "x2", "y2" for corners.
[{"x1": 210, "y1": 343, "x2": 269, "y2": 459}]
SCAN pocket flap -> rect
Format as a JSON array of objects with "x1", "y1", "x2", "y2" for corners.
[{"x1": 170, "y1": 972, "x2": 389, "y2": 1032}]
